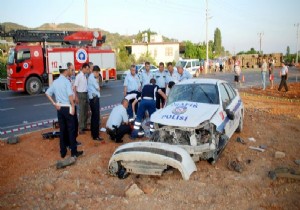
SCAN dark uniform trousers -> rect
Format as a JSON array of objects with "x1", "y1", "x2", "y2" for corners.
[
  {"x1": 278, "y1": 75, "x2": 288, "y2": 91},
  {"x1": 156, "y1": 87, "x2": 166, "y2": 109},
  {"x1": 89, "y1": 96, "x2": 100, "y2": 139},
  {"x1": 57, "y1": 107, "x2": 77, "y2": 156},
  {"x1": 107, "y1": 124, "x2": 131, "y2": 142},
  {"x1": 63, "y1": 106, "x2": 78, "y2": 146}
]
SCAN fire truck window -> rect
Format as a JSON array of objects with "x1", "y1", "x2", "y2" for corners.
[{"x1": 17, "y1": 50, "x2": 31, "y2": 62}]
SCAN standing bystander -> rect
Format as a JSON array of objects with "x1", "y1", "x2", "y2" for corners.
[
  {"x1": 74, "y1": 63, "x2": 90, "y2": 134},
  {"x1": 261, "y1": 59, "x2": 268, "y2": 90},
  {"x1": 278, "y1": 62, "x2": 289, "y2": 92}
]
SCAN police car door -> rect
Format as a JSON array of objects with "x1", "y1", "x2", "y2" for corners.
[{"x1": 219, "y1": 83, "x2": 236, "y2": 137}]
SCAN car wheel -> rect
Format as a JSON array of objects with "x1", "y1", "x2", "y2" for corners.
[
  {"x1": 26, "y1": 77, "x2": 42, "y2": 95},
  {"x1": 235, "y1": 112, "x2": 243, "y2": 133}
]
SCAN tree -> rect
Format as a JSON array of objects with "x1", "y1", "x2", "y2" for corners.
[
  {"x1": 184, "y1": 41, "x2": 198, "y2": 58},
  {"x1": 137, "y1": 52, "x2": 157, "y2": 66},
  {"x1": 286, "y1": 46, "x2": 290, "y2": 56},
  {"x1": 213, "y1": 28, "x2": 222, "y2": 56}
]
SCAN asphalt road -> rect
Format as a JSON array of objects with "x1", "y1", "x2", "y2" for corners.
[{"x1": 0, "y1": 67, "x2": 299, "y2": 138}]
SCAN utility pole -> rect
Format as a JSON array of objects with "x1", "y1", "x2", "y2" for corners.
[
  {"x1": 84, "y1": 0, "x2": 88, "y2": 30},
  {"x1": 295, "y1": 23, "x2": 299, "y2": 65},
  {"x1": 258, "y1": 32, "x2": 264, "y2": 54},
  {"x1": 205, "y1": 0, "x2": 209, "y2": 74}
]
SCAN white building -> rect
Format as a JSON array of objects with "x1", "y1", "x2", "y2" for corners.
[{"x1": 127, "y1": 35, "x2": 180, "y2": 64}]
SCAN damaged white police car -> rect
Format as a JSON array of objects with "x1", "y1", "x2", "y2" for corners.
[{"x1": 108, "y1": 79, "x2": 244, "y2": 180}]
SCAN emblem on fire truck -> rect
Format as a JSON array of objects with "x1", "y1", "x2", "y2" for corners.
[{"x1": 76, "y1": 49, "x2": 88, "y2": 63}]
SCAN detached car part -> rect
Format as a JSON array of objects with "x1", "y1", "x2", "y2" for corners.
[{"x1": 108, "y1": 142, "x2": 197, "y2": 180}]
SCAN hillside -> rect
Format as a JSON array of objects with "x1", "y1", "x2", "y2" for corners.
[{"x1": 0, "y1": 22, "x2": 174, "y2": 48}]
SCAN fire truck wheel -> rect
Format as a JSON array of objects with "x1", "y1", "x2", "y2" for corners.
[{"x1": 26, "y1": 77, "x2": 42, "y2": 95}]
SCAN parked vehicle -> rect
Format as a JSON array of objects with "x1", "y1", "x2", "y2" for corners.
[
  {"x1": 2, "y1": 30, "x2": 116, "y2": 94},
  {"x1": 108, "y1": 79, "x2": 244, "y2": 180},
  {"x1": 176, "y1": 59, "x2": 200, "y2": 76}
]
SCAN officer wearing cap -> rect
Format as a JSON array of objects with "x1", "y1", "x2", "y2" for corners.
[
  {"x1": 131, "y1": 78, "x2": 167, "y2": 138},
  {"x1": 46, "y1": 64, "x2": 83, "y2": 158},
  {"x1": 87, "y1": 65, "x2": 103, "y2": 141},
  {"x1": 154, "y1": 62, "x2": 167, "y2": 109}
]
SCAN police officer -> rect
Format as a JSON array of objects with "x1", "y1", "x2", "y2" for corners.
[
  {"x1": 106, "y1": 99, "x2": 131, "y2": 143},
  {"x1": 46, "y1": 65, "x2": 83, "y2": 158},
  {"x1": 132, "y1": 78, "x2": 167, "y2": 138},
  {"x1": 166, "y1": 62, "x2": 179, "y2": 95},
  {"x1": 124, "y1": 64, "x2": 141, "y2": 120},
  {"x1": 87, "y1": 65, "x2": 103, "y2": 141},
  {"x1": 177, "y1": 65, "x2": 192, "y2": 81},
  {"x1": 155, "y1": 62, "x2": 167, "y2": 109},
  {"x1": 140, "y1": 61, "x2": 154, "y2": 87}
]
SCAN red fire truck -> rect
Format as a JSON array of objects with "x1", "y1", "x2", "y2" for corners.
[{"x1": 2, "y1": 30, "x2": 116, "y2": 94}]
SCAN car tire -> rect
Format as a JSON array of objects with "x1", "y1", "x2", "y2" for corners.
[
  {"x1": 235, "y1": 112, "x2": 243, "y2": 133},
  {"x1": 26, "y1": 77, "x2": 42, "y2": 95}
]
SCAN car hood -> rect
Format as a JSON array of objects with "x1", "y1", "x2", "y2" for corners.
[{"x1": 151, "y1": 101, "x2": 219, "y2": 127}]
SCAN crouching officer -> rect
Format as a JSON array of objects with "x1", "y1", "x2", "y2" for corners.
[
  {"x1": 106, "y1": 99, "x2": 131, "y2": 143},
  {"x1": 131, "y1": 78, "x2": 167, "y2": 138},
  {"x1": 46, "y1": 65, "x2": 83, "y2": 158}
]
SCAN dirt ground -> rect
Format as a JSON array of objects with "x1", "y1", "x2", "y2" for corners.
[{"x1": 0, "y1": 83, "x2": 300, "y2": 210}]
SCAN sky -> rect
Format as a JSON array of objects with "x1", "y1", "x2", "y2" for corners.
[{"x1": 1, "y1": 0, "x2": 300, "y2": 54}]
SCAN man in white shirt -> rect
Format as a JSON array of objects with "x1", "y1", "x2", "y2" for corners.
[
  {"x1": 74, "y1": 63, "x2": 90, "y2": 134},
  {"x1": 106, "y1": 99, "x2": 131, "y2": 143}
]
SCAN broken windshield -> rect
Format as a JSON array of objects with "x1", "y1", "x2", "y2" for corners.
[{"x1": 167, "y1": 84, "x2": 219, "y2": 105}]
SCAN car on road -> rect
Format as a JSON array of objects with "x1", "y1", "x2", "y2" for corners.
[
  {"x1": 108, "y1": 78, "x2": 244, "y2": 180},
  {"x1": 122, "y1": 64, "x2": 158, "y2": 80}
]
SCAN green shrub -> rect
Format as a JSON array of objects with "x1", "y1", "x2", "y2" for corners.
[{"x1": 0, "y1": 56, "x2": 7, "y2": 79}]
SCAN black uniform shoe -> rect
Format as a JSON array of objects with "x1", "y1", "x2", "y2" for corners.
[
  {"x1": 72, "y1": 151, "x2": 83, "y2": 158},
  {"x1": 93, "y1": 137, "x2": 104, "y2": 141},
  {"x1": 61, "y1": 150, "x2": 67, "y2": 158}
]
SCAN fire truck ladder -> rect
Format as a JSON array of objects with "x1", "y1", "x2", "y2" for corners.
[{"x1": 0, "y1": 29, "x2": 106, "y2": 46}]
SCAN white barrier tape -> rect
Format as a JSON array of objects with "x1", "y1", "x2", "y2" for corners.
[{"x1": 0, "y1": 103, "x2": 121, "y2": 136}]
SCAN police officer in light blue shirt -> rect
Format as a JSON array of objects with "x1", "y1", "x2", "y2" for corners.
[
  {"x1": 124, "y1": 65, "x2": 141, "y2": 94},
  {"x1": 106, "y1": 99, "x2": 131, "y2": 143},
  {"x1": 87, "y1": 65, "x2": 103, "y2": 141},
  {"x1": 46, "y1": 65, "x2": 83, "y2": 158},
  {"x1": 124, "y1": 64, "x2": 141, "y2": 119},
  {"x1": 154, "y1": 62, "x2": 167, "y2": 109},
  {"x1": 140, "y1": 61, "x2": 154, "y2": 87},
  {"x1": 177, "y1": 65, "x2": 192, "y2": 81}
]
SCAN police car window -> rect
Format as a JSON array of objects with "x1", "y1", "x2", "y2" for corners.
[
  {"x1": 227, "y1": 84, "x2": 237, "y2": 97},
  {"x1": 167, "y1": 84, "x2": 219, "y2": 105},
  {"x1": 219, "y1": 84, "x2": 230, "y2": 105},
  {"x1": 223, "y1": 83, "x2": 235, "y2": 100},
  {"x1": 195, "y1": 61, "x2": 200, "y2": 66}
]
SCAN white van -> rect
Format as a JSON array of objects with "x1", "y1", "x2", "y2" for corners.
[{"x1": 176, "y1": 59, "x2": 200, "y2": 76}]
